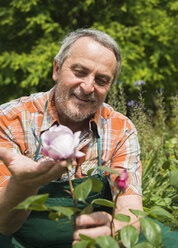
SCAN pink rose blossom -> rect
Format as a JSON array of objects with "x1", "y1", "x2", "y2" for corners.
[
  {"x1": 40, "y1": 125, "x2": 84, "y2": 160},
  {"x1": 115, "y1": 169, "x2": 128, "y2": 192}
]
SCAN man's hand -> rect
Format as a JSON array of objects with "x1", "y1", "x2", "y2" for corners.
[
  {"x1": 73, "y1": 212, "x2": 112, "y2": 244},
  {"x1": 0, "y1": 147, "x2": 76, "y2": 235},
  {"x1": 73, "y1": 195, "x2": 143, "y2": 245},
  {"x1": 0, "y1": 147, "x2": 76, "y2": 188}
]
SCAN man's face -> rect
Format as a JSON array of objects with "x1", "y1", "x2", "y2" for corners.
[{"x1": 53, "y1": 37, "x2": 117, "y2": 123}]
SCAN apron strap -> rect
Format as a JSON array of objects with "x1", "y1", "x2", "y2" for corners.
[
  {"x1": 97, "y1": 137, "x2": 103, "y2": 176},
  {"x1": 34, "y1": 99, "x2": 49, "y2": 161}
]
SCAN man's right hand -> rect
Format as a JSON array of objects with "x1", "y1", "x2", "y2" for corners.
[
  {"x1": 0, "y1": 147, "x2": 71, "y2": 188},
  {"x1": 0, "y1": 147, "x2": 75, "y2": 235}
]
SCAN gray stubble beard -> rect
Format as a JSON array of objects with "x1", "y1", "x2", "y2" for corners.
[{"x1": 54, "y1": 83, "x2": 99, "y2": 123}]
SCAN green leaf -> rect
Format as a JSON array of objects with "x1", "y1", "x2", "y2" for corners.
[
  {"x1": 73, "y1": 240, "x2": 89, "y2": 248},
  {"x1": 13, "y1": 194, "x2": 49, "y2": 210},
  {"x1": 140, "y1": 218, "x2": 162, "y2": 247},
  {"x1": 129, "y1": 209, "x2": 148, "y2": 218},
  {"x1": 169, "y1": 169, "x2": 178, "y2": 188},
  {"x1": 74, "y1": 178, "x2": 92, "y2": 203},
  {"x1": 27, "y1": 205, "x2": 47, "y2": 211},
  {"x1": 95, "y1": 236, "x2": 120, "y2": 248},
  {"x1": 79, "y1": 234, "x2": 96, "y2": 247},
  {"x1": 97, "y1": 166, "x2": 120, "y2": 175},
  {"x1": 91, "y1": 177, "x2": 103, "y2": 193},
  {"x1": 114, "y1": 213, "x2": 130, "y2": 223},
  {"x1": 87, "y1": 168, "x2": 95, "y2": 177},
  {"x1": 92, "y1": 198, "x2": 115, "y2": 208},
  {"x1": 133, "y1": 242, "x2": 155, "y2": 248},
  {"x1": 120, "y1": 225, "x2": 138, "y2": 248},
  {"x1": 150, "y1": 206, "x2": 175, "y2": 220},
  {"x1": 48, "y1": 206, "x2": 75, "y2": 219},
  {"x1": 48, "y1": 211, "x2": 63, "y2": 221},
  {"x1": 142, "y1": 151, "x2": 158, "y2": 180},
  {"x1": 80, "y1": 204, "x2": 93, "y2": 215},
  {"x1": 162, "y1": 160, "x2": 171, "y2": 170},
  {"x1": 79, "y1": 233, "x2": 95, "y2": 242}
]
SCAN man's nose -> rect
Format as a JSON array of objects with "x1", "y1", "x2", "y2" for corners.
[{"x1": 80, "y1": 76, "x2": 95, "y2": 95}]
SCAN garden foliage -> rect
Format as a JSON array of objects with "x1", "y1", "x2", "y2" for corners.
[
  {"x1": 108, "y1": 83, "x2": 178, "y2": 230},
  {"x1": 0, "y1": 0, "x2": 177, "y2": 104}
]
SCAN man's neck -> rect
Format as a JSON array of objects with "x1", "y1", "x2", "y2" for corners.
[{"x1": 58, "y1": 115, "x2": 90, "y2": 133}]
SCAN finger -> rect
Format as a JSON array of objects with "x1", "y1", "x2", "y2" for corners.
[
  {"x1": 0, "y1": 147, "x2": 14, "y2": 166},
  {"x1": 36, "y1": 160, "x2": 67, "y2": 180},
  {"x1": 76, "y1": 212, "x2": 111, "y2": 227},
  {"x1": 73, "y1": 225, "x2": 111, "y2": 240},
  {"x1": 72, "y1": 158, "x2": 77, "y2": 167}
]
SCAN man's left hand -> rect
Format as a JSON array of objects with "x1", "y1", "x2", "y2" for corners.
[{"x1": 73, "y1": 211, "x2": 112, "y2": 243}]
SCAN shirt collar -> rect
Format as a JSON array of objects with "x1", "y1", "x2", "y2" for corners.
[{"x1": 47, "y1": 85, "x2": 61, "y2": 125}]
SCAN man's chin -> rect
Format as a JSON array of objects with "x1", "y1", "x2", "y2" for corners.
[
  {"x1": 69, "y1": 114, "x2": 93, "y2": 122},
  {"x1": 66, "y1": 110, "x2": 95, "y2": 122}
]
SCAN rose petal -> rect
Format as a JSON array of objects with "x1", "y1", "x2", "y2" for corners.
[
  {"x1": 75, "y1": 150, "x2": 85, "y2": 158},
  {"x1": 40, "y1": 124, "x2": 83, "y2": 160},
  {"x1": 73, "y1": 131, "x2": 81, "y2": 147}
]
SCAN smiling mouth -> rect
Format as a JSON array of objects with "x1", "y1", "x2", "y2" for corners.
[{"x1": 73, "y1": 94, "x2": 95, "y2": 103}]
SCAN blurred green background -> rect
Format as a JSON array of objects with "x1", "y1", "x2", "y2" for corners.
[{"x1": 0, "y1": 0, "x2": 177, "y2": 108}]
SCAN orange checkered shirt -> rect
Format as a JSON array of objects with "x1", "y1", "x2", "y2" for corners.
[{"x1": 0, "y1": 87, "x2": 142, "y2": 195}]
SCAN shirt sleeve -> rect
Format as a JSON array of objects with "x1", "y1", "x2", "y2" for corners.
[
  {"x1": 110, "y1": 119, "x2": 142, "y2": 196},
  {"x1": 0, "y1": 116, "x2": 22, "y2": 188}
]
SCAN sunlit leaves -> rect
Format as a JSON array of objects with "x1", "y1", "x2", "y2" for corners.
[
  {"x1": 95, "y1": 236, "x2": 120, "y2": 248},
  {"x1": 169, "y1": 169, "x2": 178, "y2": 188},
  {"x1": 80, "y1": 204, "x2": 93, "y2": 215},
  {"x1": 73, "y1": 240, "x2": 89, "y2": 248},
  {"x1": 150, "y1": 206, "x2": 175, "y2": 220},
  {"x1": 120, "y1": 225, "x2": 138, "y2": 248},
  {"x1": 91, "y1": 177, "x2": 103, "y2": 193},
  {"x1": 140, "y1": 218, "x2": 162, "y2": 247},
  {"x1": 91, "y1": 198, "x2": 115, "y2": 208},
  {"x1": 129, "y1": 209, "x2": 148, "y2": 218},
  {"x1": 74, "y1": 178, "x2": 92, "y2": 203},
  {"x1": 77, "y1": 234, "x2": 120, "y2": 248},
  {"x1": 97, "y1": 166, "x2": 120, "y2": 175},
  {"x1": 48, "y1": 206, "x2": 76, "y2": 220},
  {"x1": 134, "y1": 242, "x2": 155, "y2": 248},
  {"x1": 0, "y1": 0, "x2": 177, "y2": 105},
  {"x1": 13, "y1": 193, "x2": 49, "y2": 211},
  {"x1": 114, "y1": 213, "x2": 130, "y2": 223}
]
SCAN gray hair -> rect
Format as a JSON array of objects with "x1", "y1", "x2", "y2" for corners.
[{"x1": 54, "y1": 28, "x2": 121, "y2": 83}]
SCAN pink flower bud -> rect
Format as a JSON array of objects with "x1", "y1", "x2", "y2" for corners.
[
  {"x1": 40, "y1": 125, "x2": 84, "y2": 160},
  {"x1": 115, "y1": 169, "x2": 128, "y2": 192}
]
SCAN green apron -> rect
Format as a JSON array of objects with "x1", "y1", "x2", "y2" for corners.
[{"x1": 11, "y1": 174, "x2": 112, "y2": 248}]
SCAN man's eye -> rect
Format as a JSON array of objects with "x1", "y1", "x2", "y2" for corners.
[
  {"x1": 95, "y1": 78, "x2": 108, "y2": 86},
  {"x1": 74, "y1": 70, "x2": 86, "y2": 77}
]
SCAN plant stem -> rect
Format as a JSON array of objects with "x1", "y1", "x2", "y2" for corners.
[
  {"x1": 110, "y1": 192, "x2": 120, "y2": 238},
  {"x1": 66, "y1": 167, "x2": 77, "y2": 230}
]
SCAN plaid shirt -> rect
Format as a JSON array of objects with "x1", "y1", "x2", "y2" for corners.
[{"x1": 0, "y1": 87, "x2": 142, "y2": 195}]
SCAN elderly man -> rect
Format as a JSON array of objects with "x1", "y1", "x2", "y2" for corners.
[{"x1": 0, "y1": 29, "x2": 142, "y2": 247}]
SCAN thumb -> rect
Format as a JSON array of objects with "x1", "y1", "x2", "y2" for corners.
[{"x1": 0, "y1": 147, "x2": 14, "y2": 166}]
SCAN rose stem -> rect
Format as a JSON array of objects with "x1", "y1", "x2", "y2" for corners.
[
  {"x1": 66, "y1": 168, "x2": 77, "y2": 230},
  {"x1": 110, "y1": 192, "x2": 120, "y2": 238}
]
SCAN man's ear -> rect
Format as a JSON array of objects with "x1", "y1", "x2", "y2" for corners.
[{"x1": 52, "y1": 59, "x2": 59, "y2": 82}]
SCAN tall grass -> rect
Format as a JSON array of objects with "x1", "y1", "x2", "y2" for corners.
[{"x1": 107, "y1": 83, "x2": 178, "y2": 228}]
